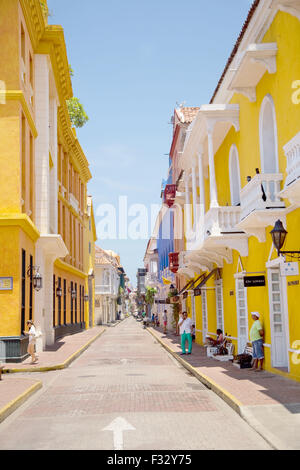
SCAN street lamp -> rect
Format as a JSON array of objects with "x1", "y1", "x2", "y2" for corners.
[{"x1": 270, "y1": 219, "x2": 300, "y2": 259}]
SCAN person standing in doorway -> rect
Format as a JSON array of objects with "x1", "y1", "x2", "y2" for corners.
[
  {"x1": 23, "y1": 320, "x2": 38, "y2": 364},
  {"x1": 163, "y1": 310, "x2": 168, "y2": 334},
  {"x1": 250, "y1": 312, "x2": 264, "y2": 372},
  {"x1": 178, "y1": 311, "x2": 193, "y2": 355}
]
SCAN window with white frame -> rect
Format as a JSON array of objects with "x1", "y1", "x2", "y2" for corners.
[{"x1": 215, "y1": 280, "x2": 224, "y2": 332}]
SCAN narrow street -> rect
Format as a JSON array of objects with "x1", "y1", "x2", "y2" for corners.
[{"x1": 0, "y1": 318, "x2": 271, "y2": 450}]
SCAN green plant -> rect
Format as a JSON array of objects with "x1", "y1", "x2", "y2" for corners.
[
  {"x1": 171, "y1": 302, "x2": 180, "y2": 329},
  {"x1": 145, "y1": 287, "x2": 157, "y2": 306},
  {"x1": 167, "y1": 288, "x2": 180, "y2": 328},
  {"x1": 67, "y1": 97, "x2": 89, "y2": 128}
]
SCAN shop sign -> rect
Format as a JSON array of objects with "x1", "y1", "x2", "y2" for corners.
[
  {"x1": 0, "y1": 277, "x2": 13, "y2": 291},
  {"x1": 244, "y1": 276, "x2": 265, "y2": 287},
  {"x1": 280, "y1": 262, "x2": 299, "y2": 277}
]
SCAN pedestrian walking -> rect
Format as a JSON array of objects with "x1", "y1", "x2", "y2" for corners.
[
  {"x1": 178, "y1": 311, "x2": 193, "y2": 355},
  {"x1": 250, "y1": 312, "x2": 264, "y2": 372},
  {"x1": 163, "y1": 310, "x2": 168, "y2": 334},
  {"x1": 23, "y1": 320, "x2": 38, "y2": 364}
]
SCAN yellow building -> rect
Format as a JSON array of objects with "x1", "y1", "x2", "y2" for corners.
[
  {"x1": 171, "y1": 0, "x2": 300, "y2": 381},
  {"x1": 0, "y1": 0, "x2": 95, "y2": 362}
]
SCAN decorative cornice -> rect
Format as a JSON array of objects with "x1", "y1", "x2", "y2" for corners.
[
  {"x1": 19, "y1": 0, "x2": 45, "y2": 50},
  {"x1": 37, "y1": 26, "x2": 73, "y2": 103},
  {"x1": 0, "y1": 214, "x2": 40, "y2": 242},
  {"x1": 54, "y1": 258, "x2": 88, "y2": 280},
  {"x1": 0, "y1": 90, "x2": 38, "y2": 137},
  {"x1": 58, "y1": 104, "x2": 92, "y2": 183},
  {"x1": 20, "y1": 1, "x2": 91, "y2": 184}
]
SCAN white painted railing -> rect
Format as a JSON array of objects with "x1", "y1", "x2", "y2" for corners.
[
  {"x1": 204, "y1": 206, "x2": 241, "y2": 237},
  {"x1": 283, "y1": 131, "x2": 300, "y2": 187},
  {"x1": 240, "y1": 173, "x2": 285, "y2": 220},
  {"x1": 145, "y1": 272, "x2": 159, "y2": 284},
  {"x1": 95, "y1": 284, "x2": 112, "y2": 295}
]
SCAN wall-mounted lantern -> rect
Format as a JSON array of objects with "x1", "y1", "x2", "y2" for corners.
[
  {"x1": 270, "y1": 219, "x2": 300, "y2": 259},
  {"x1": 27, "y1": 265, "x2": 43, "y2": 292},
  {"x1": 68, "y1": 286, "x2": 77, "y2": 300},
  {"x1": 55, "y1": 281, "x2": 62, "y2": 297}
]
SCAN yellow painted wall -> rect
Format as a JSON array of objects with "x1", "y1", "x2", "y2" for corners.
[{"x1": 185, "y1": 11, "x2": 300, "y2": 380}]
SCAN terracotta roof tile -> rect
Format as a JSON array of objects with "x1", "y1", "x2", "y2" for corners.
[{"x1": 95, "y1": 245, "x2": 119, "y2": 267}]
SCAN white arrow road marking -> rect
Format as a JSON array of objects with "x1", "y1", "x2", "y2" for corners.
[
  {"x1": 103, "y1": 417, "x2": 135, "y2": 450},
  {"x1": 120, "y1": 358, "x2": 128, "y2": 365}
]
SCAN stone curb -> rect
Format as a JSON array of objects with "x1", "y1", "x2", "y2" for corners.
[
  {"x1": 3, "y1": 328, "x2": 106, "y2": 375},
  {"x1": 147, "y1": 327, "x2": 282, "y2": 450},
  {"x1": 0, "y1": 381, "x2": 43, "y2": 424}
]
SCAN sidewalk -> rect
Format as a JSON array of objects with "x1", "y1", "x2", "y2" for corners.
[
  {"x1": 147, "y1": 325, "x2": 300, "y2": 450},
  {"x1": 0, "y1": 325, "x2": 107, "y2": 423}
]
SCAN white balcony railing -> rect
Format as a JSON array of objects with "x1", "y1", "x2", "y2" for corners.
[
  {"x1": 283, "y1": 131, "x2": 300, "y2": 188},
  {"x1": 95, "y1": 284, "x2": 112, "y2": 295},
  {"x1": 204, "y1": 206, "x2": 241, "y2": 238},
  {"x1": 145, "y1": 272, "x2": 159, "y2": 285},
  {"x1": 240, "y1": 173, "x2": 285, "y2": 220}
]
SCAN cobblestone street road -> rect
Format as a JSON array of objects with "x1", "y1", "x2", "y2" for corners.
[{"x1": 0, "y1": 318, "x2": 271, "y2": 450}]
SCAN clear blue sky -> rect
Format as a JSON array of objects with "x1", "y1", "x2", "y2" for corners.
[{"x1": 48, "y1": 0, "x2": 253, "y2": 286}]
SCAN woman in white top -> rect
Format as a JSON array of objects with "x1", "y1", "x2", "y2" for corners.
[{"x1": 24, "y1": 320, "x2": 38, "y2": 364}]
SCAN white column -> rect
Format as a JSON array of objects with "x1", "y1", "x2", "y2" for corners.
[
  {"x1": 34, "y1": 54, "x2": 50, "y2": 234},
  {"x1": 184, "y1": 174, "x2": 192, "y2": 236},
  {"x1": 49, "y1": 97, "x2": 58, "y2": 234},
  {"x1": 207, "y1": 125, "x2": 219, "y2": 208},
  {"x1": 198, "y1": 148, "x2": 205, "y2": 211},
  {"x1": 191, "y1": 166, "x2": 197, "y2": 231}
]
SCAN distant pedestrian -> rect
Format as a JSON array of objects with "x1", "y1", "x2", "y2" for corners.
[
  {"x1": 23, "y1": 320, "x2": 38, "y2": 364},
  {"x1": 178, "y1": 312, "x2": 193, "y2": 355},
  {"x1": 163, "y1": 310, "x2": 168, "y2": 334},
  {"x1": 250, "y1": 312, "x2": 264, "y2": 372},
  {"x1": 155, "y1": 314, "x2": 159, "y2": 328},
  {"x1": 151, "y1": 313, "x2": 155, "y2": 326},
  {"x1": 191, "y1": 324, "x2": 196, "y2": 342}
]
